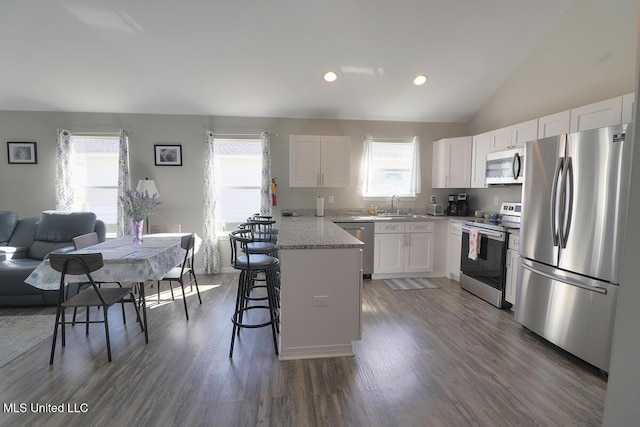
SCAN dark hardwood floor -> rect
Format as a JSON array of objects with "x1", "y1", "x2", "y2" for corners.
[{"x1": 0, "y1": 275, "x2": 606, "y2": 426}]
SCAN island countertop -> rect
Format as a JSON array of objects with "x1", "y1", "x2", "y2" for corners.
[{"x1": 277, "y1": 216, "x2": 364, "y2": 250}]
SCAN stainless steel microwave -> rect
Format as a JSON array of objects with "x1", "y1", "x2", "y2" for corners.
[{"x1": 486, "y1": 147, "x2": 524, "y2": 185}]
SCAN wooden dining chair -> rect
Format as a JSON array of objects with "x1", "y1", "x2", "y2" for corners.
[
  {"x1": 149, "y1": 224, "x2": 182, "y2": 234},
  {"x1": 155, "y1": 233, "x2": 201, "y2": 320},
  {"x1": 49, "y1": 253, "x2": 143, "y2": 364}
]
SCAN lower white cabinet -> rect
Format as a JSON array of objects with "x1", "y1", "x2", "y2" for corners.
[
  {"x1": 504, "y1": 233, "x2": 520, "y2": 305},
  {"x1": 373, "y1": 221, "x2": 434, "y2": 277},
  {"x1": 448, "y1": 220, "x2": 463, "y2": 281}
]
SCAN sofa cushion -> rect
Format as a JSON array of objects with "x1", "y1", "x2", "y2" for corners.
[
  {"x1": 27, "y1": 211, "x2": 96, "y2": 260},
  {"x1": 7, "y1": 217, "x2": 38, "y2": 248},
  {"x1": 28, "y1": 241, "x2": 76, "y2": 261},
  {"x1": 0, "y1": 258, "x2": 47, "y2": 295},
  {"x1": 0, "y1": 211, "x2": 18, "y2": 243},
  {"x1": 0, "y1": 246, "x2": 28, "y2": 261},
  {"x1": 35, "y1": 211, "x2": 97, "y2": 242}
]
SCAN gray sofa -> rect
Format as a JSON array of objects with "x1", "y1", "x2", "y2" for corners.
[{"x1": 0, "y1": 211, "x2": 106, "y2": 306}]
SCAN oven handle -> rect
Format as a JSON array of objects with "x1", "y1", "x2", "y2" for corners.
[{"x1": 461, "y1": 226, "x2": 505, "y2": 241}]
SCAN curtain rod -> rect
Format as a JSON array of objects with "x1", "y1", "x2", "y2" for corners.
[
  {"x1": 363, "y1": 136, "x2": 414, "y2": 141},
  {"x1": 212, "y1": 132, "x2": 278, "y2": 138},
  {"x1": 69, "y1": 131, "x2": 131, "y2": 136}
]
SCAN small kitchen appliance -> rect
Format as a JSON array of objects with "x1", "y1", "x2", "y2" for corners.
[
  {"x1": 486, "y1": 147, "x2": 525, "y2": 185},
  {"x1": 427, "y1": 204, "x2": 444, "y2": 216},
  {"x1": 457, "y1": 193, "x2": 468, "y2": 217},
  {"x1": 447, "y1": 195, "x2": 458, "y2": 216}
]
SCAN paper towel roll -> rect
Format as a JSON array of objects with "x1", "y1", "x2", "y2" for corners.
[{"x1": 316, "y1": 197, "x2": 325, "y2": 217}]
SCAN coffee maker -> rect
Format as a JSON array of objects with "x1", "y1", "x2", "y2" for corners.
[
  {"x1": 447, "y1": 194, "x2": 458, "y2": 216},
  {"x1": 457, "y1": 193, "x2": 468, "y2": 217}
]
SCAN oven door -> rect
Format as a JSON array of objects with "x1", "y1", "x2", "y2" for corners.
[{"x1": 460, "y1": 226, "x2": 507, "y2": 290}]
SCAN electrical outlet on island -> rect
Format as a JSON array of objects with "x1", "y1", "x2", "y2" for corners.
[{"x1": 328, "y1": 195, "x2": 334, "y2": 204}]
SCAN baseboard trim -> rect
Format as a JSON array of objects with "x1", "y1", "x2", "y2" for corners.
[{"x1": 279, "y1": 344, "x2": 355, "y2": 360}]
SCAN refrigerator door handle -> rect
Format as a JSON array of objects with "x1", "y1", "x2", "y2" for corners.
[
  {"x1": 550, "y1": 157, "x2": 564, "y2": 247},
  {"x1": 521, "y1": 263, "x2": 608, "y2": 295},
  {"x1": 559, "y1": 157, "x2": 574, "y2": 248}
]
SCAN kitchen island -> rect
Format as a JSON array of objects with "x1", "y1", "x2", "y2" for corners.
[{"x1": 277, "y1": 216, "x2": 363, "y2": 360}]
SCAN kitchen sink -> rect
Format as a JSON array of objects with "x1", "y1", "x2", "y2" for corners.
[{"x1": 351, "y1": 216, "x2": 392, "y2": 220}]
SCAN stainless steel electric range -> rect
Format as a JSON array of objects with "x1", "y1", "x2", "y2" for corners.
[{"x1": 459, "y1": 202, "x2": 521, "y2": 308}]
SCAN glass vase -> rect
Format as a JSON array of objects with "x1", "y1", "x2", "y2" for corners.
[{"x1": 132, "y1": 219, "x2": 144, "y2": 245}]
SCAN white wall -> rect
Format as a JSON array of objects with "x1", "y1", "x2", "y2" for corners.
[
  {"x1": 0, "y1": 111, "x2": 468, "y2": 231},
  {"x1": 469, "y1": 0, "x2": 638, "y2": 134}
]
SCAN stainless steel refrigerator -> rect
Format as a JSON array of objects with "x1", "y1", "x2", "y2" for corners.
[{"x1": 516, "y1": 123, "x2": 633, "y2": 372}]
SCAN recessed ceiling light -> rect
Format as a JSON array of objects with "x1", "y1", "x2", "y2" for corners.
[
  {"x1": 323, "y1": 70, "x2": 338, "y2": 82},
  {"x1": 413, "y1": 74, "x2": 428, "y2": 86}
]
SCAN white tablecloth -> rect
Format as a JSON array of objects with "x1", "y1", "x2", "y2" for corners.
[{"x1": 26, "y1": 234, "x2": 199, "y2": 290}]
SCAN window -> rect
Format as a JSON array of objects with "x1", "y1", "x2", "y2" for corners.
[
  {"x1": 361, "y1": 136, "x2": 421, "y2": 197},
  {"x1": 69, "y1": 135, "x2": 121, "y2": 237},
  {"x1": 214, "y1": 138, "x2": 262, "y2": 232}
]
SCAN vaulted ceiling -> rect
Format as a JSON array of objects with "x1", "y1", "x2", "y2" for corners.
[{"x1": 0, "y1": 0, "x2": 573, "y2": 123}]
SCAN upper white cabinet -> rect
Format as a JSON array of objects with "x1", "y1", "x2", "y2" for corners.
[
  {"x1": 489, "y1": 119, "x2": 538, "y2": 152},
  {"x1": 432, "y1": 136, "x2": 472, "y2": 188},
  {"x1": 470, "y1": 132, "x2": 490, "y2": 188},
  {"x1": 289, "y1": 135, "x2": 350, "y2": 187},
  {"x1": 489, "y1": 126, "x2": 512, "y2": 152},
  {"x1": 538, "y1": 110, "x2": 570, "y2": 138},
  {"x1": 622, "y1": 92, "x2": 635, "y2": 124},
  {"x1": 569, "y1": 96, "x2": 623, "y2": 133},
  {"x1": 511, "y1": 119, "x2": 538, "y2": 147}
]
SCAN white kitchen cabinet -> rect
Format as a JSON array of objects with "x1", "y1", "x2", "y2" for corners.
[
  {"x1": 470, "y1": 132, "x2": 490, "y2": 188},
  {"x1": 405, "y1": 222, "x2": 435, "y2": 273},
  {"x1": 488, "y1": 126, "x2": 512, "y2": 152},
  {"x1": 432, "y1": 136, "x2": 472, "y2": 188},
  {"x1": 374, "y1": 232, "x2": 405, "y2": 274},
  {"x1": 447, "y1": 220, "x2": 463, "y2": 281},
  {"x1": 569, "y1": 96, "x2": 623, "y2": 133},
  {"x1": 289, "y1": 135, "x2": 350, "y2": 187},
  {"x1": 622, "y1": 92, "x2": 635, "y2": 124},
  {"x1": 489, "y1": 120, "x2": 537, "y2": 153},
  {"x1": 538, "y1": 110, "x2": 570, "y2": 138},
  {"x1": 373, "y1": 221, "x2": 434, "y2": 278},
  {"x1": 504, "y1": 233, "x2": 520, "y2": 305},
  {"x1": 511, "y1": 119, "x2": 538, "y2": 148}
]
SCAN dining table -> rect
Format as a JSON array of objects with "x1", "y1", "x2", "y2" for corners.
[{"x1": 26, "y1": 233, "x2": 201, "y2": 343}]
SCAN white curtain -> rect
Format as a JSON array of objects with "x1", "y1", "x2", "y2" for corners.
[
  {"x1": 116, "y1": 129, "x2": 131, "y2": 237},
  {"x1": 202, "y1": 130, "x2": 221, "y2": 274},
  {"x1": 260, "y1": 131, "x2": 272, "y2": 216},
  {"x1": 55, "y1": 129, "x2": 74, "y2": 211},
  {"x1": 409, "y1": 136, "x2": 422, "y2": 194},
  {"x1": 358, "y1": 136, "x2": 373, "y2": 195}
]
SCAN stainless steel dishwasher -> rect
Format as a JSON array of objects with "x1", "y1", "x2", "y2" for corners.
[{"x1": 334, "y1": 221, "x2": 374, "y2": 278}]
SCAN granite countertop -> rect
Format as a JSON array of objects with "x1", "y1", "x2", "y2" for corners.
[
  {"x1": 328, "y1": 214, "x2": 455, "y2": 222},
  {"x1": 277, "y1": 216, "x2": 364, "y2": 250}
]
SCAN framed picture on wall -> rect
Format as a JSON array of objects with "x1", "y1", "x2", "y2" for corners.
[
  {"x1": 154, "y1": 144, "x2": 182, "y2": 166},
  {"x1": 7, "y1": 142, "x2": 37, "y2": 164}
]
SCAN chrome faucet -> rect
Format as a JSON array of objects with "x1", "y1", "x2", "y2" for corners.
[{"x1": 391, "y1": 194, "x2": 400, "y2": 213}]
